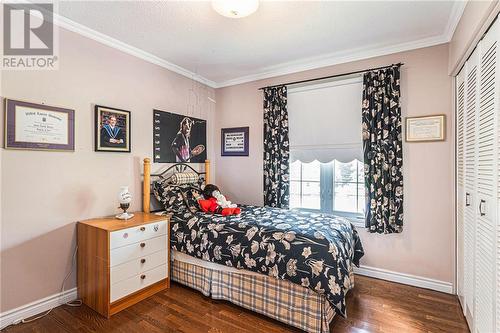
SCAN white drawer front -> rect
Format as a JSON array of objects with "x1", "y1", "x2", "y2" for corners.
[
  {"x1": 111, "y1": 250, "x2": 167, "y2": 285},
  {"x1": 110, "y1": 264, "x2": 167, "y2": 303},
  {"x1": 110, "y1": 235, "x2": 166, "y2": 267},
  {"x1": 110, "y1": 221, "x2": 167, "y2": 250}
]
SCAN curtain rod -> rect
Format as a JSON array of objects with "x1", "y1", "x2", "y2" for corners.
[{"x1": 258, "y1": 62, "x2": 404, "y2": 90}]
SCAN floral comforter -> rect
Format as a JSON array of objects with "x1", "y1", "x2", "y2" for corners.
[{"x1": 170, "y1": 205, "x2": 364, "y2": 317}]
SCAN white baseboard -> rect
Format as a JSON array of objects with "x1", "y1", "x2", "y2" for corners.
[
  {"x1": 0, "y1": 288, "x2": 77, "y2": 330},
  {"x1": 354, "y1": 265, "x2": 453, "y2": 294}
]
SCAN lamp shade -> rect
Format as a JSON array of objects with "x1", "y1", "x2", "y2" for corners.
[
  {"x1": 212, "y1": 0, "x2": 259, "y2": 18},
  {"x1": 118, "y1": 186, "x2": 132, "y2": 204}
]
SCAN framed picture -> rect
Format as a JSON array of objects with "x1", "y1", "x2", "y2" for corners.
[
  {"x1": 221, "y1": 127, "x2": 249, "y2": 156},
  {"x1": 406, "y1": 115, "x2": 445, "y2": 142},
  {"x1": 4, "y1": 99, "x2": 75, "y2": 151},
  {"x1": 153, "y1": 110, "x2": 207, "y2": 163},
  {"x1": 95, "y1": 105, "x2": 131, "y2": 152}
]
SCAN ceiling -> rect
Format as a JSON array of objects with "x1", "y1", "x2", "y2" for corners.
[{"x1": 56, "y1": 1, "x2": 465, "y2": 88}]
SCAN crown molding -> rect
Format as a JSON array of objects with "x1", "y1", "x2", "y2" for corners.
[
  {"x1": 214, "y1": 1, "x2": 467, "y2": 88},
  {"x1": 444, "y1": 1, "x2": 467, "y2": 41},
  {"x1": 51, "y1": 13, "x2": 217, "y2": 88},
  {"x1": 449, "y1": 1, "x2": 500, "y2": 76},
  {"x1": 214, "y1": 34, "x2": 449, "y2": 88},
  {"x1": 43, "y1": 2, "x2": 465, "y2": 89}
]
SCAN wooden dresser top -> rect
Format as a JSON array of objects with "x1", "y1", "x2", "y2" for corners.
[{"x1": 79, "y1": 212, "x2": 169, "y2": 232}]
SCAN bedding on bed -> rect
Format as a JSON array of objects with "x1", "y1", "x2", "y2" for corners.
[{"x1": 168, "y1": 204, "x2": 364, "y2": 317}]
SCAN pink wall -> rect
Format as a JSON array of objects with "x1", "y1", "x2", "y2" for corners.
[
  {"x1": 0, "y1": 28, "x2": 215, "y2": 312},
  {"x1": 448, "y1": 1, "x2": 499, "y2": 75},
  {"x1": 5, "y1": 2, "x2": 496, "y2": 313},
  {"x1": 214, "y1": 44, "x2": 454, "y2": 283}
]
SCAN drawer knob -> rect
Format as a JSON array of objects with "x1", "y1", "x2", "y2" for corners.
[
  {"x1": 141, "y1": 258, "x2": 146, "y2": 264},
  {"x1": 140, "y1": 274, "x2": 146, "y2": 280},
  {"x1": 140, "y1": 227, "x2": 146, "y2": 231},
  {"x1": 140, "y1": 242, "x2": 146, "y2": 248}
]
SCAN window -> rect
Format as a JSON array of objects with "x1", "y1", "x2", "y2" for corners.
[
  {"x1": 287, "y1": 76, "x2": 365, "y2": 226},
  {"x1": 333, "y1": 159, "x2": 365, "y2": 215},
  {"x1": 290, "y1": 160, "x2": 321, "y2": 210},
  {"x1": 287, "y1": 77, "x2": 363, "y2": 164},
  {"x1": 290, "y1": 159, "x2": 365, "y2": 226}
]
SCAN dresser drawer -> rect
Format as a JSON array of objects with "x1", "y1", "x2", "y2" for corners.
[
  {"x1": 110, "y1": 264, "x2": 167, "y2": 303},
  {"x1": 110, "y1": 235, "x2": 167, "y2": 267},
  {"x1": 110, "y1": 220, "x2": 167, "y2": 250},
  {"x1": 111, "y1": 250, "x2": 167, "y2": 285}
]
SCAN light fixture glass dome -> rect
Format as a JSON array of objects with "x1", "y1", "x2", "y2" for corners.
[{"x1": 212, "y1": 0, "x2": 259, "y2": 19}]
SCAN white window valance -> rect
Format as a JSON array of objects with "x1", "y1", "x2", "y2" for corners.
[{"x1": 288, "y1": 76, "x2": 363, "y2": 163}]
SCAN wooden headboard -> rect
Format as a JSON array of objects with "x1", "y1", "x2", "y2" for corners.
[{"x1": 142, "y1": 158, "x2": 210, "y2": 213}]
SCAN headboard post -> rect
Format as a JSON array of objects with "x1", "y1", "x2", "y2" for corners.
[
  {"x1": 205, "y1": 159, "x2": 210, "y2": 184},
  {"x1": 143, "y1": 158, "x2": 151, "y2": 213}
]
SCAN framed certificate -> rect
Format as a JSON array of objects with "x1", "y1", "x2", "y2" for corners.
[
  {"x1": 4, "y1": 99, "x2": 75, "y2": 151},
  {"x1": 221, "y1": 127, "x2": 249, "y2": 156},
  {"x1": 405, "y1": 115, "x2": 445, "y2": 142}
]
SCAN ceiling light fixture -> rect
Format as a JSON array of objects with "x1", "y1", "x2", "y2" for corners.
[{"x1": 212, "y1": 0, "x2": 259, "y2": 19}]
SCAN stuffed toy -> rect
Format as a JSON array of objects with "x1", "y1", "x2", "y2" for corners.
[{"x1": 198, "y1": 184, "x2": 241, "y2": 216}]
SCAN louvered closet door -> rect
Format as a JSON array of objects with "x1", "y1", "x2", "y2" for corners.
[
  {"x1": 456, "y1": 67, "x2": 466, "y2": 309},
  {"x1": 464, "y1": 46, "x2": 479, "y2": 329},
  {"x1": 497, "y1": 29, "x2": 500, "y2": 333},
  {"x1": 475, "y1": 18, "x2": 499, "y2": 333}
]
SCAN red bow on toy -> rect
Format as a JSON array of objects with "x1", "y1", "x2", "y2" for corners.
[{"x1": 198, "y1": 197, "x2": 241, "y2": 216}]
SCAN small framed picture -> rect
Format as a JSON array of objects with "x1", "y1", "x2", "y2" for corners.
[
  {"x1": 4, "y1": 99, "x2": 75, "y2": 151},
  {"x1": 95, "y1": 105, "x2": 131, "y2": 152},
  {"x1": 406, "y1": 115, "x2": 445, "y2": 142},
  {"x1": 221, "y1": 127, "x2": 249, "y2": 156}
]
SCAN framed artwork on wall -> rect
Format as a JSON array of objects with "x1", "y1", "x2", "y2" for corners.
[
  {"x1": 221, "y1": 127, "x2": 249, "y2": 156},
  {"x1": 95, "y1": 105, "x2": 131, "y2": 152},
  {"x1": 405, "y1": 114, "x2": 445, "y2": 142},
  {"x1": 4, "y1": 98, "x2": 75, "y2": 151},
  {"x1": 153, "y1": 110, "x2": 207, "y2": 163}
]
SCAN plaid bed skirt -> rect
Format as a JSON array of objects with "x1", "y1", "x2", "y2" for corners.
[{"x1": 171, "y1": 259, "x2": 341, "y2": 333}]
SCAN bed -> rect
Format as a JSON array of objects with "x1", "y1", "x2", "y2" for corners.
[{"x1": 142, "y1": 159, "x2": 364, "y2": 333}]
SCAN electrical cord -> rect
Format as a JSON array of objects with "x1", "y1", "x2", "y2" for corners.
[{"x1": 5, "y1": 245, "x2": 82, "y2": 329}]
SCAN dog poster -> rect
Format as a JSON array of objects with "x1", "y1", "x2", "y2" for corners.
[{"x1": 153, "y1": 110, "x2": 207, "y2": 163}]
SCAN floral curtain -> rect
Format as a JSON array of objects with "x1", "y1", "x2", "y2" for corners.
[
  {"x1": 263, "y1": 86, "x2": 290, "y2": 208},
  {"x1": 362, "y1": 65, "x2": 403, "y2": 233}
]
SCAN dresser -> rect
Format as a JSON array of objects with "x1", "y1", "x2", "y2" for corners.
[{"x1": 77, "y1": 212, "x2": 170, "y2": 318}]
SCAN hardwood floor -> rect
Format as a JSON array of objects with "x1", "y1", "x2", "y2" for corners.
[{"x1": 3, "y1": 275, "x2": 469, "y2": 333}]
